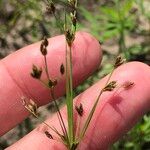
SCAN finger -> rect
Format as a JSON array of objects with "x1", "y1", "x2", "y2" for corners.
[
  {"x1": 78, "y1": 62, "x2": 150, "y2": 149},
  {"x1": 7, "y1": 62, "x2": 150, "y2": 150},
  {"x1": 0, "y1": 32, "x2": 102, "y2": 136}
]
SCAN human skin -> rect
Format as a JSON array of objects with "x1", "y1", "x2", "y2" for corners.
[{"x1": 0, "y1": 32, "x2": 150, "y2": 150}]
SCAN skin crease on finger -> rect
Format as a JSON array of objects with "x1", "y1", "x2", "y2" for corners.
[
  {"x1": 7, "y1": 62, "x2": 150, "y2": 150},
  {"x1": 0, "y1": 32, "x2": 102, "y2": 136}
]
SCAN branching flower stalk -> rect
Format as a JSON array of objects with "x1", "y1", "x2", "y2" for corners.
[
  {"x1": 78, "y1": 55, "x2": 125, "y2": 142},
  {"x1": 22, "y1": 1, "x2": 134, "y2": 150},
  {"x1": 64, "y1": 0, "x2": 78, "y2": 149},
  {"x1": 22, "y1": 97, "x2": 62, "y2": 138},
  {"x1": 30, "y1": 35, "x2": 70, "y2": 145},
  {"x1": 41, "y1": 37, "x2": 70, "y2": 144},
  {"x1": 30, "y1": 0, "x2": 78, "y2": 148}
]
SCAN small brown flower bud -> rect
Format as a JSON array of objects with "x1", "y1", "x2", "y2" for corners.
[
  {"x1": 75, "y1": 103, "x2": 83, "y2": 117},
  {"x1": 22, "y1": 98, "x2": 38, "y2": 118},
  {"x1": 114, "y1": 55, "x2": 126, "y2": 68},
  {"x1": 45, "y1": 131, "x2": 53, "y2": 139},
  {"x1": 40, "y1": 37, "x2": 49, "y2": 55},
  {"x1": 70, "y1": 12, "x2": 77, "y2": 27},
  {"x1": 48, "y1": 79, "x2": 57, "y2": 88},
  {"x1": 40, "y1": 42, "x2": 44, "y2": 51},
  {"x1": 60, "y1": 63, "x2": 65, "y2": 75},
  {"x1": 65, "y1": 29, "x2": 75, "y2": 46},
  {"x1": 41, "y1": 46, "x2": 47, "y2": 56},
  {"x1": 31, "y1": 65, "x2": 42, "y2": 79},
  {"x1": 103, "y1": 81, "x2": 117, "y2": 92},
  {"x1": 43, "y1": 36, "x2": 49, "y2": 47}
]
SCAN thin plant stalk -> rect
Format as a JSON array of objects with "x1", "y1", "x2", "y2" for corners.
[
  {"x1": 30, "y1": 110, "x2": 60, "y2": 135},
  {"x1": 79, "y1": 68, "x2": 115, "y2": 141},
  {"x1": 64, "y1": 2, "x2": 77, "y2": 146},
  {"x1": 65, "y1": 43, "x2": 74, "y2": 147},
  {"x1": 78, "y1": 55, "x2": 125, "y2": 141},
  {"x1": 44, "y1": 56, "x2": 50, "y2": 79},
  {"x1": 50, "y1": 88, "x2": 69, "y2": 143},
  {"x1": 43, "y1": 55, "x2": 68, "y2": 143}
]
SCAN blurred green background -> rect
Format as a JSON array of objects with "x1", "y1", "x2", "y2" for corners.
[{"x1": 0, "y1": 0, "x2": 150, "y2": 149}]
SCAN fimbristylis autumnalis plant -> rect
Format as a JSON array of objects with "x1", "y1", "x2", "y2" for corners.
[{"x1": 22, "y1": 1, "x2": 134, "y2": 150}]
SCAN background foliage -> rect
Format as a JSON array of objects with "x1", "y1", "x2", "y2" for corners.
[{"x1": 0, "y1": 0, "x2": 150, "y2": 149}]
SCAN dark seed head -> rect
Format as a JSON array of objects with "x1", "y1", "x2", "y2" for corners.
[
  {"x1": 103, "y1": 81, "x2": 117, "y2": 92},
  {"x1": 60, "y1": 64, "x2": 65, "y2": 75},
  {"x1": 48, "y1": 79, "x2": 57, "y2": 88},
  {"x1": 75, "y1": 103, "x2": 83, "y2": 117},
  {"x1": 45, "y1": 131, "x2": 53, "y2": 139},
  {"x1": 31, "y1": 65, "x2": 42, "y2": 79},
  {"x1": 114, "y1": 55, "x2": 125, "y2": 68},
  {"x1": 40, "y1": 46, "x2": 47, "y2": 56},
  {"x1": 43, "y1": 37, "x2": 49, "y2": 47},
  {"x1": 65, "y1": 29, "x2": 75, "y2": 46},
  {"x1": 40, "y1": 37, "x2": 49, "y2": 56},
  {"x1": 22, "y1": 98, "x2": 38, "y2": 118}
]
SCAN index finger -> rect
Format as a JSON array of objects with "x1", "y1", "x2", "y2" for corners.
[{"x1": 0, "y1": 32, "x2": 102, "y2": 136}]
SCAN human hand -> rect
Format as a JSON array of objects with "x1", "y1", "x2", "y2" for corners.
[{"x1": 0, "y1": 32, "x2": 150, "y2": 150}]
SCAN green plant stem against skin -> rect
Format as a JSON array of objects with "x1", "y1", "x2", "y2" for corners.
[
  {"x1": 30, "y1": 110, "x2": 59, "y2": 135},
  {"x1": 77, "y1": 54, "x2": 124, "y2": 142},
  {"x1": 79, "y1": 68, "x2": 115, "y2": 141},
  {"x1": 50, "y1": 88, "x2": 69, "y2": 142},
  {"x1": 42, "y1": 1, "x2": 77, "y2": 147},
  {"x1": 65, "y1": 43, "x2": 74, "y2": 148},
  {"x1": 43, "y1": 55, "x2": 69, "y2": 144},
  {"x1": 64, "y1": 1, "x2": 77, "y2": 147},
  {"x1": 44, "y1": 56, "x2": 50, "y2": 80}
]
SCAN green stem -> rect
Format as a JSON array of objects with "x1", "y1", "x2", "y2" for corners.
[
  {"x1": 43, "y1": 55, "x2": 68, "y2": 142},
  {"x1": 34, "y1": 114, "x2": 59, "y2": 134},
  {"x1": 50, "y1": 88, "x2": 69, "y2": 143},
  {"x1": 43, "y1": 121, "x2": 68, "y2": 140},
  {"x1": 44, "y1": 56, "x2": 50, "y2": 80},
  {"x1": 66, "y1": 43, "x2": 74, "y2": 148},
  {"x1": 79, "y1": 69, "x2": 115, "y2": 141}
]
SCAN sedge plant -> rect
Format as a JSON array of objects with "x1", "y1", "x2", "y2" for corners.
[{"x1": 22, "y1": 0, "x2": 134, "y2": 149}]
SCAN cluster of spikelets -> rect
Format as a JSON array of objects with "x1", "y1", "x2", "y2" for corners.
[{"x1": 22, "y1": 1, "x2": 134, "y2": 150}]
